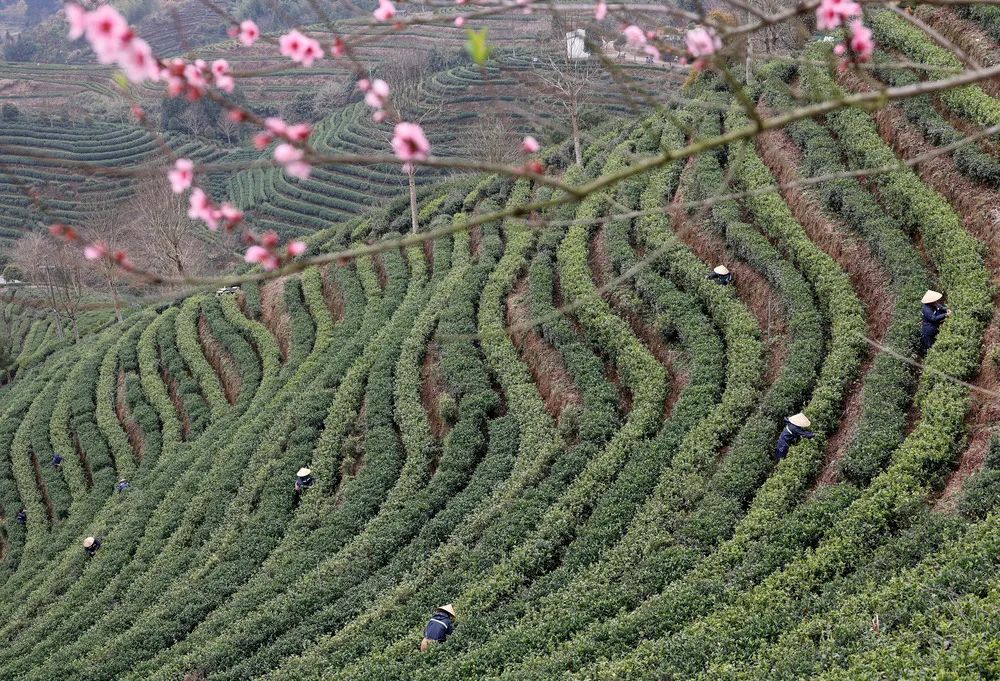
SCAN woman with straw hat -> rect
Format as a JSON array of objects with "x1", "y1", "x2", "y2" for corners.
[
  {"x1": 293, "y1": 467, "x2": 314, "y2": 505},
  {"x1": 707, "y1": 265, "x2": 733, "y2": 286},
  {"x1": 420, "y1": 604, "x2": 457, "y2": 651},
  {"x1": 920, "y1": 290, "x2": 951, "y2": 353},
  {"x1": 82, "y1": 536, "x2": 102, "y2": 558},
  {"x1": 775, "y1": 412, "x2": 816, "y2": 461}
]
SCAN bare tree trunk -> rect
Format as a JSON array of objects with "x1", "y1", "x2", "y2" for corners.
[
  {"x1": 571, "y1": 108, "x2": 583, "y2": 166},
  {"x1": 108, "y1": 275, "x2": 123, "y2": 323},
  {"x1": 408, "y1": 166, "x2": 419, "y2": 234},
  {"x1": 42, "y1": 271, "x2": 64, "y2": 339}
]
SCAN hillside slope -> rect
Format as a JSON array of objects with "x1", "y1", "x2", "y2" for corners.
[{"x1": 1, "y1": 17, "x2": 1000, "y2": 678}]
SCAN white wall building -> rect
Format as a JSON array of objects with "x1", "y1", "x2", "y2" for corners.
[{"x1": 566, "y1": 29, "x2": 589, "y2": 59}]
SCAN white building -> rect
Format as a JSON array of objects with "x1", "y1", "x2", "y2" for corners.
[{"x1": 566, "y1": 29, "x2": 589, "y2": 59}]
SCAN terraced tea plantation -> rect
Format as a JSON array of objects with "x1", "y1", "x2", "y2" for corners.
[{"x1": 1, "y1": 7, "x2": 1000, "y2": 679}]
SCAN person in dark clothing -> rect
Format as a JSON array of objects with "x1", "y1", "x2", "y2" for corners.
[
  {"x1": 294, "y1": 468, "x2": 314, "y2": 493},
  {"x1": 420, "y1": 604, "x2": 457, "y2": 651},
  {"x1": 707, "y1": 265, "x2": 733, "y2": 286},
  {"x1": 116, "y1": 478, "x2": 130, "y2": 493},
  {"x1": 920, "y1": 290, "x2": 950, "y2": 353},
  {"x1": 775, "y1": 412, "x2": 816, "y2": 460},
  {"x1": 83, "y1": 536, "x2": 102, "y2": 557},
  {"x1": 51, "y1": 455, "x2": 63, "y2": 469},
  {"x1": 15, "y1": 508, "x2": 26, "y2": 525},
  {"x1": 293, "y1": 467, "x2": 314, "y2": 506}
]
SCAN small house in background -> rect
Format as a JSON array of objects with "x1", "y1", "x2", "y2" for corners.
[{"x1": 566, "y1": 29, "x2": 589, "y2": 59}]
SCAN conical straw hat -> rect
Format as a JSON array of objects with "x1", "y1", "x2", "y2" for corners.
[
  {"x1": 788, "y1": 412, "x2": 811, "y2": 429},
  {"x1": 713, "y1": 265, "x2": 730, "y2": 276},
  {"x1": 922, "y1": 290, "x2": 943, "y2": 304},
  {"x1": 83, "y1": 537, "x2": 95, "y2": 548},
  {"x1": 438, "y1": 604, "x2": 457, "y2": 618},
  {"x1": 297, "y1": 467, "x2": 311, "y2": 477}
]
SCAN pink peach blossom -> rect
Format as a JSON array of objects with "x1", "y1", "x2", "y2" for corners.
[
  {"x1": 168, "y1": 158, "x2": 194, "y2": 194},
  {"x1": 265, "y1": 117, "x2": 288, "y2": 136},
  {"x1": 392, "y1": 122, "x2": 431, "y2": 162},
  {"x1": 623, "y1": 25, "x2": 645, "y2": 47},
  {"x1": 594, "y1": 1, "x2": 607, "y2": 20},
  {"x1": 374, "y1": 0, "x2": 396, "y2": 21},
  {"x1": 66, "y1": 3, "x2": 87, "y2": 40},
  {"x1": 522, "y1": 136, "x2": 540, "y2": 153},
  {"x1": 238, "y1": 19, "x2": 259, "y2": 46},
  {"x1": 685, "y1": 26, "x2": 721, "y2": 57},
  {"x1": 274, "y1": 143, "x2": 311, "y2": 179},
  {"x1": 287, "y1": 240, "x2": 307, "y2": 256},
  {"x1": 286, "y1": 123, "x2": 311, "y2": 142},
  {"x1": 118, "y1": 38, "x2": 159, "y2": 83},
  {"x1": 244, "y1": 245, "x2": 269, "y2": 264},
  {"x1": 848, "y1": 19, "x2": 874, "y2": 61},
  {"x1": 84, "y1": 243, "x2": 107, "y2": 261},
  {"x1": 364, "y1": 79, "x2": 390, "y2": 109}
]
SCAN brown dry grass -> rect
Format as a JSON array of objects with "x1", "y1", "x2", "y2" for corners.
[
  {"x1": 198, "y1": 313, "x2": 241, "y2": 406},
  {"x1": 668, "y1": 174, "x2": 789, "y2": 388},
  {"x1": 470, "y1": 226, "x2": 483, "y2": 261},
  {"x1": 506, "y1": 273, "x2": 583, "y2": 420},
  {"x1": 420, "y1": 339, "x2": 450, "y2": 440},
  {"x1": 321, "y1": 265, "x2": 345, "y2": 324},
  {"x1": 372, "y1": 253, "x2": 389, "y2": 290},
  {"x1": 259, "y1": 278, "x2": 292, "y2": 362},
  {"x1": 756, "y1": 119, "x2": 895, "y2": 485},
  {"x1": 73, "y1": 431, "x2": 94, "y2": 489},
  {"x1": 917, "y1": 7, "x2": 1000, "y2": 97},
  {"x1": 115, "y1": 369, "x2": 146, "y2": 460}
]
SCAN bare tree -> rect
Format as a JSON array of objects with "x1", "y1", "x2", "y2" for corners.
[
  {"x1": 125, "y1": 180, "x2": 213, "y2": 279},
  {"x1": 11, "y1": 233, "x2": 87, "y2": 342},
  {"x1": 83, "y1": 202, "x2": 135, "y2": 322},
  {"x1": 217, "y1": 113, "x2": 240, "y2": 145},
  {"x1": 12, "y1": 232, "x2": 64, "y2": 339},
  {"x1": 536, "y1": 56, "x2": 602, "y2": 165},
  {"x1": 464, "y1": 113, "x2": 523, "y2": 165},
  {"x1": 180, "y1": 105, "x2": 210, "y2": 136}
]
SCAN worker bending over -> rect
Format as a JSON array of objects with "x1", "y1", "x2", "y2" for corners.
[
  {"x1": 83, "y1": 536, "x2": 102, "y2": 557},
  {"x1": 707, "y1": 265, "x2": 733, "y2": 286},
  {"x1": 920, "y1": 290, "x2": 951, "y2": 353},
  {"x1": 420, "y1": 604, "x2": 457, "y2": 651},
  {"x1": 775, "y1": 412, "x2": 815, "y2": 460}
]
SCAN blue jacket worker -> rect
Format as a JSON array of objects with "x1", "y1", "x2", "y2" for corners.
[
  {"x1": 920, "y1": 290, "x2": 950, "y2": 353},
  {"x1": 52, "y1": 454, "x2": 63, "y2": 469},
  {"x1": 15, "y1": 508, "x2": 26, "y2": 525},
  {"x1": 775, "y1": 412, "x2": 815, "y2": 460},
  {"x1": 706, "y1": 265, "x2": 733, "y2": 286},
  {"x1": 294, "y1": 467, "x2": 314, "y2": 494},
  {"x1": 420, "y1": 604, "x2": 457, "y2": 651},
  {"x1": 83, "y1": 536, "x2": 102, "y2": 557},
  {"x1": 116, "y1": 478, "x2": 130, "y2": 493}
]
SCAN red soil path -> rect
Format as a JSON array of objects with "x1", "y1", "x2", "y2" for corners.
[
  {"x1": 259, "y1": 278, "x2": 292, "y2": 363},
  {"x1": 506, "y1": 273, "x2": 583, "y2": 421},
  {"x1": 843, "y1": 71, "x2": 1000, "y2": 507},
  {"x1": 589, "y1": 221, "x2": 686, "y2": 422},
  {"x1": 756, "y1": 120, "x2": 894, "y2": 485},
  {"x1": 917, "y1": 7, "x2": 1000, "y2": 98},
  {"x1": 420, "y1": 339, "x2": 450, "y2": 440},
  {"x1": 668, "y1": 172, "x2": 789, "y2": 389},
  {"x1": 115, "y1": 370, "x2": 146, "y2": 460},
  {"x1": 198, "y1": 313, "x2": 241, "y2": 406}
]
